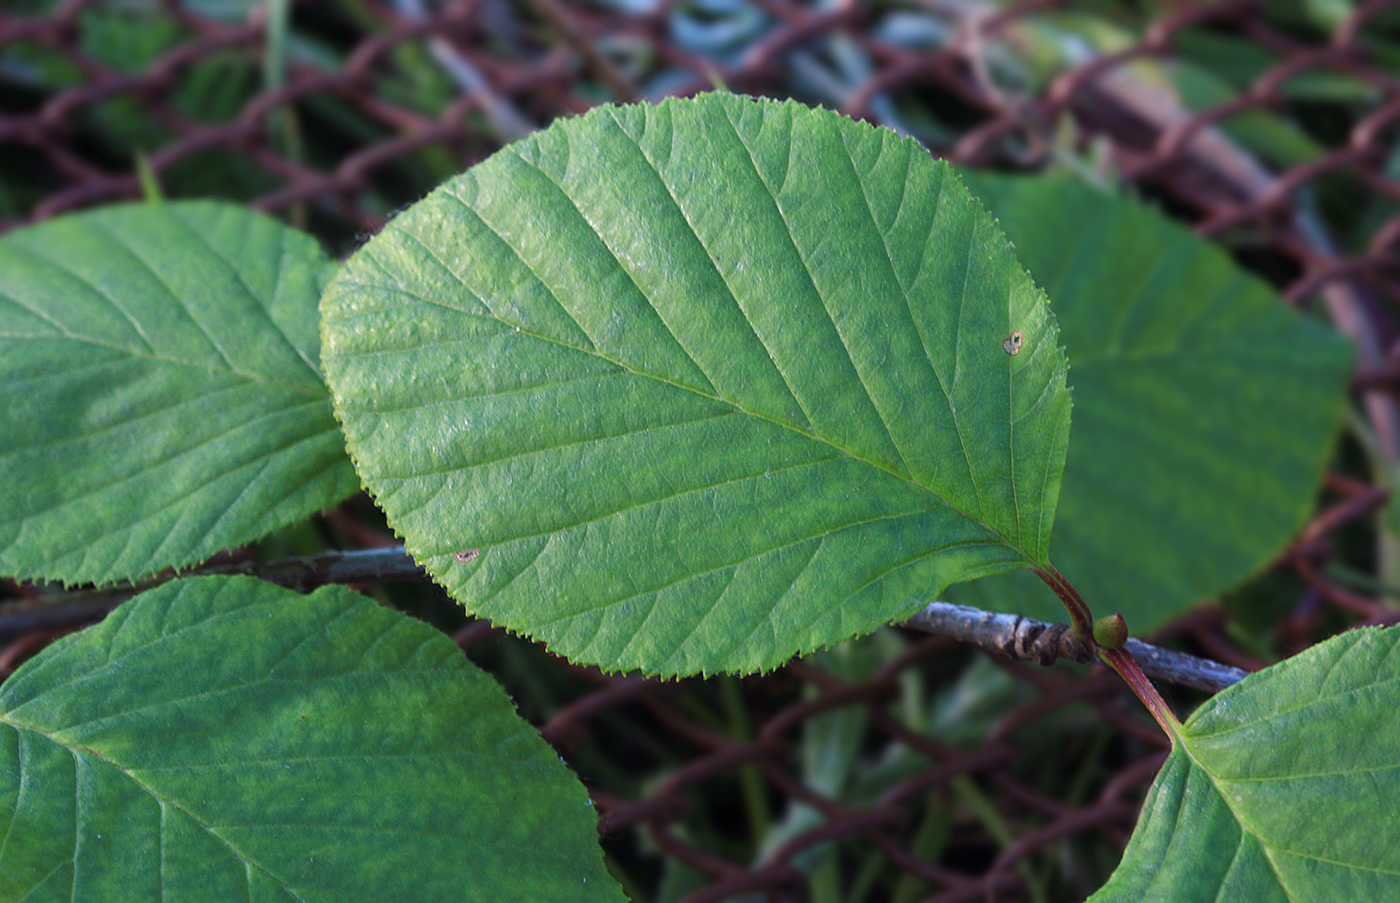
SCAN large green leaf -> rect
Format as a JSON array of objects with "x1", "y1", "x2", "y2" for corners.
[
  {"x1": 950, "y1": 174, "x2": 1352, "y2": 629},
  {"x1": 1092, "y1": 624, "x2": 1400, "y2": 901},
  {"x1": 321, "y1": 92, "x2": 1073, "y2": 677},
  {"x1": 0, "y1": 201, "x2": 360, "y2": 586},
  {"x1": 0, "y1": 575, "x2": 624, "y2": 903}
]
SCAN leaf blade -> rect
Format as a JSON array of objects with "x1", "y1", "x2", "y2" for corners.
[
  {"x1": 1093, "y1": 625, "x2": 1400, "y2": 901},
  {"x1": 322, "y1": 93, "x2": 1073, "y2": 676},
  {"x1": 0, "y1": 575, "x2": 624, "y2": 903},
  {"x1": 0, "y1": 202, "x2": 360, "y2": 586}
]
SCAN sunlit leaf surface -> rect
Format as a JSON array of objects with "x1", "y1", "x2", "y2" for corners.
[{"x1": 321, "y1": 93, "x2": 1072, "y2": 676}]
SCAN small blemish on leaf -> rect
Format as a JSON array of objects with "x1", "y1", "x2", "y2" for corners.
[
  {"x1": 1003, "y1": 331, "x2": 1023, "y2": 356},
  {"x1": 454, "y1": 549, "x2": 480, "y2": 563}
]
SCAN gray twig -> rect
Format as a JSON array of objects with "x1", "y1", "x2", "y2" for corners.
[
  {"x1": 901, "y1": 601, "x2": 1249, "y2": 693},
  {"x1": 0, "y1": 547, "x2": 425, "y2": 642},
  {"x1": 4, "y1": 552, "x2": 1249, "y2": 693}
]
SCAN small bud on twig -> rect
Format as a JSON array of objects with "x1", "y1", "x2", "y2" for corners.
[{"x1": 1093, "y1": 613, "x2": 1130, "y2": 650}]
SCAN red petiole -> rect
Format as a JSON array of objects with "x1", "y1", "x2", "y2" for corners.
[{"x1": 1033, "y1": 566, "x2": 1182, "y2": 741}]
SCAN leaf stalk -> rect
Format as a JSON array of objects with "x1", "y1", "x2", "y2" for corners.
[
  {"x1": 1031, "y1": 566, "x2": 1095, "y2": 642},
  {"x1": 1100, "y1": 646, "x2": 1183, "y2": 739},
  {"x1": 1033, "y1": 566, "x2": 1181, "y2": 740}
]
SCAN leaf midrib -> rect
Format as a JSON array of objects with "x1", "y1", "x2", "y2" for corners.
[
  {"x1": 0, "y1": 718, "x2": 297, "y2": 899},
  {"x1": 4, "y1": 210, "x2": 326, "y2": 395},
  {"x1": 4, "y1": 331, "x2": 327, "y2": 398},
  {"x1": 1176, "y1": 727, "x2": 1400, "y2": 894},
  {"x1": 348, "y1": 113, "x2": 1040, "y2": 569},
  {"x1": 715, "y1": 99, "x2": 924, "y2": 491},
  {"x1": 341, "y1": 255, "x2": 1036, "y2": 575}
]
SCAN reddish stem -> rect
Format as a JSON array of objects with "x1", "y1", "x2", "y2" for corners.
[
  {"x1": 1033, "y1": 565, "x2": 1181, "y2": 741},
  {"x1": 1101, "y1": 646, "x2": 1182, "y2": 739},
  {"x1": 1032, "y1": 565, "x2": 1095, "y2": 642}
]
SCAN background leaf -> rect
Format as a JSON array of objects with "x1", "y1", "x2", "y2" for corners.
[
  {"x1": 320, "y1": 92, "x2": 1073, "y2": 677},
  {"x1": 0, "y1": 201, "x2": 360, "y2": 585},
  {"x1": 949, "y1": 174, "x2": 1352, "y2": 630},
  {"x1": 1091, "y1": 623, "x2": 1400, "y2": 901},
  {"x1": 0, "y1": 575, "x2": 624, "y2": 903}
]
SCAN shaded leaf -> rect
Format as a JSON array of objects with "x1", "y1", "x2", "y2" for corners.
[
  {"x1": 0, "y1": 202, "x2": 360, "y2": 585},
  {"x1": 1092, "y1": 624, "x2": 1400, "y2": 901},
  {"x1": 321, "y1": 93, "x2": 1072, "y2": 677},
  {"x1": 951, "y1": 174, "x2": 1352, "y2": 630},
  {"x1": 0, "y1": 575, "x2": 624, "y2": 903}
]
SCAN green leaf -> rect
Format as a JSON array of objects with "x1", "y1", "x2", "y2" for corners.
[
  {"x1": 321, "y1": 92, "x2": 1073, "y2": 677},
  {"x1": 0, "y1": 575, "x2": 624, "y2": 903},
  {"x1": 950, "y1": 174, "x2": 1352, "y2": 630},
  {"x1": 1091, "y1": 624, "x2": 1400, "y2": 901},
  {"x1": 0, "y1": 201, "x2": 360, "y2": 585}
]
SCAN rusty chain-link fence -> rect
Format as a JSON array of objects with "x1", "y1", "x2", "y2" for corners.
[{"x1": 3, "y1": 1, "x2": 1400, "y2": 900}]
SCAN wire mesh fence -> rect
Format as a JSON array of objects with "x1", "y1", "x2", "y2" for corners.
[{"x1": 3, "y1": 1, "x2": 1399, "y2": 900}]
